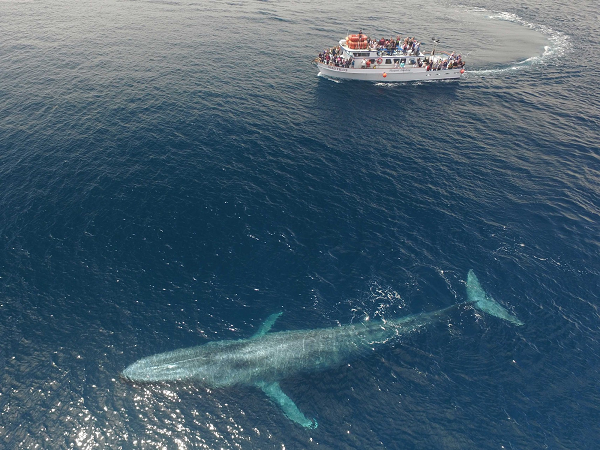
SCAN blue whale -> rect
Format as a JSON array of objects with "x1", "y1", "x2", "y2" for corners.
[{"x1": 122, "y1": 270, "x2": 522, "y2": 428}]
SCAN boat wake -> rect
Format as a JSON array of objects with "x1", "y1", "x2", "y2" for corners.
[
  {"x1": 467, "y1": 9, "x2": 570, "y2": 76},
  {"x1": 491, "y1": 11, "x2": 570, "y2": 60}
]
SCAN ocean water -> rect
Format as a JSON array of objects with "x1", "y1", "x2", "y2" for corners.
[{"x1": 0, "y1": 0, "x2": 598, "y2": 448}]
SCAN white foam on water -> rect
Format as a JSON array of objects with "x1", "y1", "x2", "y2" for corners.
[
  {"x1": 373, "y1": 79, "x2": 456, "y2": 87},
  {"x1": 317, "y1": 72, "x2": 342, "y2": 83},
  {"x1": 489, "y1": 11, "x2": 570, "y2": 59},
  {"x1": 467, "y1": 9, "x2": 570, "y2": 76},
  {"x1": 374, "y1": 82, "x2": 409, "y2": 87}
]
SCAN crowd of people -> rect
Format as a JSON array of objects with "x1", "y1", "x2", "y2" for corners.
[
  {"x1": 316, "y1": 34, "x2": 466, "y2": 71},
  {"x1": 317, "y1": 45, "x2": 354, "y2": 67},
  {"x1": 371, "y1": 35, "x2": 422, "y2": 55},
  {"x1": 426, "y1": 52, "x2": 465, "y2": 70}
]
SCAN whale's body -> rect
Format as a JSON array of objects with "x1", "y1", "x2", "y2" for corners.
[{"x1": 123, "y1": 270, "x2": 522, "y2": 428}]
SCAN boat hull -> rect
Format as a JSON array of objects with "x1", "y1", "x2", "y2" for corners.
[{"x1": 317, "y1": 62, "x2": 463, "y2": 82}]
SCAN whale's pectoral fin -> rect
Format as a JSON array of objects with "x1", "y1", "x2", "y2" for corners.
[
  {"x1": 252, "y1": 312, "x2": 283, "y2": 338},
  {"x1": 256, "y1": 381, "x2": 317, "y2": 429},
  {"x1": 467, "y1": 270, "x2": 524, "y2": 326}
]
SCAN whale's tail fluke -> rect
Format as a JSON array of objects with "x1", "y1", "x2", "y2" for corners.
[{"x1": 467, "y1": 270, "x2": 524, "y2": 326}]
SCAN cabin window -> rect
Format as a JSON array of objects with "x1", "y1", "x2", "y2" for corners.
[
  {"x1": 385, "y1": 59, "x2": 392, "y2": 64},
  {"x1": 369, "y1": 59, "x2": 375, "y2": 64},
  {"x1": 393, "y1": 59, "x2": 399, "y2": 63}
]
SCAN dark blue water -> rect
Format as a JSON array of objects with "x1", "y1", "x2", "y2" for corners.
[{"x1": 1, "y1": 0, "x2": 598, "y2": 448}]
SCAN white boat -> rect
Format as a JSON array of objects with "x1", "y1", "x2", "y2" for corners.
[{"x1": 316, "y1": 33, "x2": 465, "y2": 82}]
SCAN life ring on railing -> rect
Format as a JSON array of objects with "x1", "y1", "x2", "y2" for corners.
[{"x1": 377, "y1": 57, "x2": 383, "y2": 64}]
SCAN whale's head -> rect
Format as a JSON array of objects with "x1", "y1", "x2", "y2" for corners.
[{"x1": 122, "y1": 345, "x2": 212, "y2": 383}]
